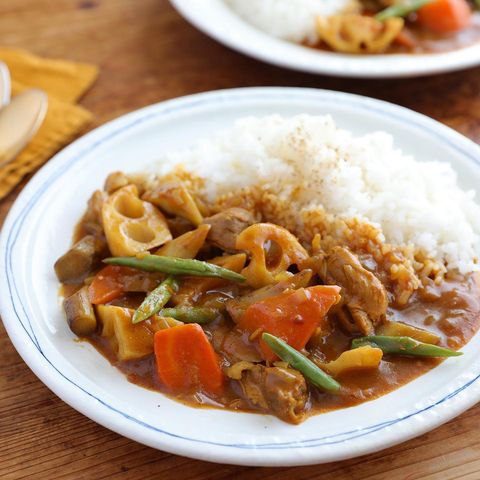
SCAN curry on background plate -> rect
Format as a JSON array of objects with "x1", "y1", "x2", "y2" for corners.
[
  {"x1": 226, "y1": 0, "x2": 480, "y2": 54},
  {"x1": 55, "y1": 115, "x2": 480, "y2": 424}
]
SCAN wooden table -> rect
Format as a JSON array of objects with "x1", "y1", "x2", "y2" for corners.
[{"x1": 1, "y1": 1, "x2": 480, "y2": 478}]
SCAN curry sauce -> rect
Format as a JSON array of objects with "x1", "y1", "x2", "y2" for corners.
[{"x1": 78, "y1": 274, "x2": 480, "y2": 419}]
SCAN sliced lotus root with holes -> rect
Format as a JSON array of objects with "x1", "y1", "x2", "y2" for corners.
[
  {"x1": 102, "y1": 184, "x2": 172, "y2": 256},
  {"x1": 236, "y1": 223, "x2": 310, "y2": 288},
  {"x1": 317, "y1": 15, "x2": 404, "y2": 54}
]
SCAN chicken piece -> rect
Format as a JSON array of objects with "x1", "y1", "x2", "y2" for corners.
[
  {"x1": 317, "y1": 14, "x2": 404, "y2": 54},
  {"x1": 202, "y1": 207, "x2": 256, "y2": 252},
  {"x1": 319, "y1": 246, "x2": 388, "y2": 334},
  {"x1": 236, "y1": 364, "x2": 308, "y2": 424}
]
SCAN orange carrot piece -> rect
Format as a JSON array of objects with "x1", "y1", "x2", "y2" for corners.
[
  {"x1": 238, "y1": 285, "x2": 341, "y2": 362},
  {"x1": 417, "y1": 0, "x2": 472, "y2": 33},
  {"x1": 88, "y1": 265, "x2": 137, "y2": 304},
  {"x1": 154, "y1": 323, "x2": 224, "y2": 396}
]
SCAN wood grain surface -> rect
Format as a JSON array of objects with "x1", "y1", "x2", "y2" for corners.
[{"x1": 1, "y1": 1, "x2": 480, "y2": 478}]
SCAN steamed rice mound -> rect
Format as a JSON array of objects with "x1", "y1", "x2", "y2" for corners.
[
  {"x1": 154, "y1": 114, "x2": 480, "y2": 304},
  {"x1": 225, "y1": 0, "x2": 357, "y2": 44}
]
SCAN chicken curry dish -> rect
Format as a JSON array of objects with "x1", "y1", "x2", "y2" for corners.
[
  {"x1": 226, "y1": 0, "x2": 480, "y2": 55},
  {"x1": 55, "y1": 171, "x2": 480, "y2": 424},
  {"x1": 314, "y1": 0, "x2": 480, "y2": 54}
]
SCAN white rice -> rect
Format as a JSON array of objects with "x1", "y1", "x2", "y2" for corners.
[
  {"x1": 155, "y1": 114, "x2": 480, "y2": 274},
  {"x1": 224, "y1": 0, "x2": 354, "y2": 44}
]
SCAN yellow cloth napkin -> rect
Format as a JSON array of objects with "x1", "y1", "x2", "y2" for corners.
[{"x1": 0, "y1": 47, "x2": 98, "y2": 199}]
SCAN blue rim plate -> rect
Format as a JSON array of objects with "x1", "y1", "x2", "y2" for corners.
[{"x1": 2, "y1": 87, "x2": 480, "y2": 466}]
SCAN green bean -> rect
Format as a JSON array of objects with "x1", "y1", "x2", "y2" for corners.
[
  {"x1": 262, "y1": 333, "x2": 340, "y2": 392},
  {"x1": 375, "y1": 0, "x2": 432, "y2": 21},
  {"x1": 351, "y1": 335, "x2": 462, "y2": 358},
  {"x1": 103, "y1": 254, "x2": 246, "y2": 283},
  {"x1": 159, "y1": 307, "x2": 219, "y2": 324},
  {"x1": 132, "y1": 276, "x2": 179, "y2": 324}
]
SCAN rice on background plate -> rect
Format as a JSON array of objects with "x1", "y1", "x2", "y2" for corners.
[
  {"x1": 151, "y1": 114, "x2": 480, "y2": 305},
  {"x1": 224, "y1": 0, "x2": 356, "y2": 44}
]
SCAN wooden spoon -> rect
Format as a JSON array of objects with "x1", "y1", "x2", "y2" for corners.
[
  {"x1": 0, "y1": 62, "x2": 11, "y2": 107},
  {"x1": 0, "y1": 89, "x2": 48, "y2": 168}
]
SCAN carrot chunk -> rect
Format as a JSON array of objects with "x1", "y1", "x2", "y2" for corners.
[
  {"x1": 238, "y1": 285, "x2": 341, "y2": 361},
  {"x1": 88, "y1": 265, "x2": 138, "y2": 304},
  {"x1": 154, "y1": 323, "x2": 224, "y2": 396},
  {"x1": 417, "y1": 0, "x2": 472, "y2": 33}
]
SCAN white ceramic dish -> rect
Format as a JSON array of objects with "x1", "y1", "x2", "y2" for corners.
[
  {"x1": 2, "y1": 87, "x2": 480, "y2": 467},
  {"x1": 170, "y1": 0, "x2": 480, "y2": 78}
]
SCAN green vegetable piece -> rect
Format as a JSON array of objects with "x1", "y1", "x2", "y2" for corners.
[
  {"x1": 159, "y1": 307, "x2": 219, "y2": 324},
  {"x1": 132, "y1": 276, "x2": 179, "y2": 324},
  {"x1": 103, "y1": 254, "x2": 246, "y2": 283},
  {"x1": 351, "y1": 335, "x2": 462, "y2": 358},
  {"x1": 375, "y1": 0, "x2": 432, "y2": 21},
  {"x1": 262, "y1": 333, "x2": 341, "y2": 392}
]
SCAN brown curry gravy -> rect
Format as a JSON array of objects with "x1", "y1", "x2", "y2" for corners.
[{"x1": 76, "y1": 273, "x2": 480, "y2": 419}]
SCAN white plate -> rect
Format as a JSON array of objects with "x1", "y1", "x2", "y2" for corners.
[
  {"x1": 170, "y1": 0, "x2": 480, "y2": 78},
  {"x1": 2, "y1": 87, "x2": 480, "y2": 467}
]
